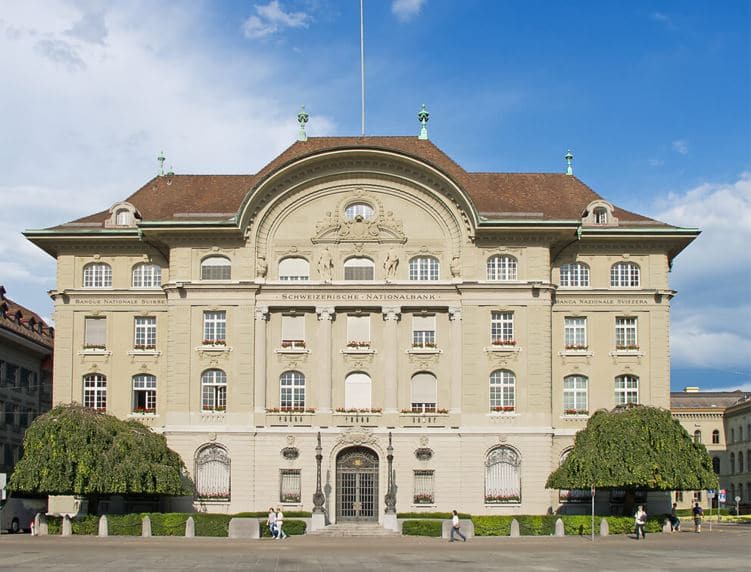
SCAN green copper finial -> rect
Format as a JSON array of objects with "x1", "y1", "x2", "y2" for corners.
[
  {"x1": 297, "y1": 105, "x2": 309, "y2": 142},
  {"x1": 418, "y1": 103, "x2": 430, "y2": 140},
  {"x1": 565, "y1": 149, "x2": 574, "y2": 176},
  {"x1": 157, "y1": 151, "x2": 166, "y2": 176}
]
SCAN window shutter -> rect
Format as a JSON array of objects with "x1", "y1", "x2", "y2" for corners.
[
  {"x1": 347, "y1": 315, "x2": 370, "y2": 342},
  {"x1": 345, "y1": 373, "x2": 372, "y2": 409},
  {"x1": 85, "y1": 318, "x2": 106, "y2": 346},
  {"x1": 411, "y1": 373, "x2": 437, "y2": 403},
  {"x1": 282, "y1": 315, "x2": 305, "y2": 341},
  {"x1": 412, "y1": 315, "x2": 435, "y2": 331}
]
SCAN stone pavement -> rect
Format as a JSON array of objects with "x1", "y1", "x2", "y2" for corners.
[{"x1": 1, "y1": 525, "x2": 748, "y2": 571}]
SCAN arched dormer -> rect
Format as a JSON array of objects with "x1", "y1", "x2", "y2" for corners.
[
  {"x1": 105, "y1": 201, "x2": 141, "y2": 228},
  {"x1": 581, "y1": 199, "x2": 618, "y2": 227}
]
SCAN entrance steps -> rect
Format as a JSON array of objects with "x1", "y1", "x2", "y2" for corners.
[{"x1": 308, "y1": 523, "x2": 400, "y2": 537}]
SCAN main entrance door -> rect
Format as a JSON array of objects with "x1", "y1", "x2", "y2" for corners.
[{"x1": 336, "y1": 446, "x2": 379, "y2": 522}]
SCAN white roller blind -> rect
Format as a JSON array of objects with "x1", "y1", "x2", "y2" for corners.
[
  {"x1": 279, "y1": 257, "x2": 309, "y2": 278},
  {"x1": 344, "y1": 373, "x2": 372, "y2": 409},
  {"x1": 85, "y1": 318, "x2": 106, "y2": 346},
  {"x1": 412, "y1": 315, "x2": 435, "y2": 331},
  {"x1": 281, "y1": 315, "x2": 305, "y2": 340},
  {"x1": 347, "y1": 315, "x2": 370, "y2": 342},
  {"x1": 411, "y1": 373, "x2": 437, "y2": 403}
]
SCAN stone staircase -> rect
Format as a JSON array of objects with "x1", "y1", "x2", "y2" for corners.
[{"x1": 308, "y1": 522, "x2": 400, "y2": 537}]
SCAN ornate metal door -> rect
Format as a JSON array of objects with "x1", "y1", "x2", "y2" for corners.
[{"x1": 336, "y1": 447, "x2": 379, "y2": 522}]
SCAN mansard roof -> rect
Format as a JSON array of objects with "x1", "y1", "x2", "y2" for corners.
[{"x1": 49, "y1": 136, "x2": 668, "y2": 229}]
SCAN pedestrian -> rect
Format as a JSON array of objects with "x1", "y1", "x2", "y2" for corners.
[
  {"x1": 276, "y1": 507, "x2": 288, "y2": 539},
  {"x1": 449, "y1": 510, "x2": 467, "y2": 542},
  {"x1": 634, "y1": 505, "x2": 647, "y2": 539},
  {"x1": 266, "y1": 507, "x2": 277, "y2": 539},
  {"x1": 692, "y1": 502, "x2": 704, "y2": 533},
  {"x1": 669, "y1": 502, "x2": 681, "y2": 532}
]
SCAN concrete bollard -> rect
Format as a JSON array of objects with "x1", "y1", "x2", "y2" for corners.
[
  {"x1": 62, "y1": 514, "x2": 72, "y2": 536},
  {"x1": 98, "y1": 515, "x2": 108, "y2": 537},
  {"x1": 36, "y1": 513, "x2": 48, "y2": 536},
  {"x1": 510, "y1": 519, "x2": 520, "y2": 537},
  {"x1": 185, "y1": 516, "x2": 195, "y2": 538},
  {"x1": 228, "y1": 518, "x2": 260, "y2": 539},
  {"x1": 554, "y1": 518, "x2": 565, "y2": 536},
  {"x1": 599, "y1": 518, "x2": 609, "y2": 537},
  {"x1": 142, "y1": 515, "x2": 152, "y2": 537},
  {"x1": 662, "y1": 518, "x2": 672, "y2": 533}
]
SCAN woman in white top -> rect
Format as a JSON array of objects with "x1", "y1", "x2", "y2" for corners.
[{"x1": 275, "y1": 507, "x2": 288, "y2": 539}]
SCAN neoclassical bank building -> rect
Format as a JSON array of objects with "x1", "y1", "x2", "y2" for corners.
[{"x1": 26, "y1": 118, "x2": 698, "y2": 524}]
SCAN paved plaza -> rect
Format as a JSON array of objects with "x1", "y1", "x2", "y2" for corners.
[{"x1": 1, "y1": 526, "x2": 749, "y2": 572}]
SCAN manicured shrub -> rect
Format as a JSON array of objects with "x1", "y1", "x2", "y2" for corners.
[
  {"x1": 397, "y1": 512, "x2": 471, "y2": 519},
  {"x1": 110, "y1": 514, "x2": 143, "y2": 536},
  {"x1": 402, "y1": 519, "x2": 442, "y2": 537},
  {"x1": 236, "y1": 511, "x2": 311, "y2": 518},
  {"x1": 258, "y1": 519, "x2": 307, "y2": 537}
]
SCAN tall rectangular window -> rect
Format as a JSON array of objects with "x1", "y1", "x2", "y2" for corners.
[
  {"x1": 281, "y1": 315, "x2": 306, "y2": 348},
  {"x1": 83, "y1": 374, "x2": 107, "y2": 411},
  {"x1": 203, "y1": 311, "x2": 226, "y2": 344},
  {"x1": 346, "y1": 315, "x2": 371, "y2": 346},
  {"x1": 564, "y1": 317, "x2": 587, "y2": 349},
  {"x1": 280, "y1": 469, "x2": 302, "y2": 503},
  {"x1": 563, "y1": 375, "x2": 588, "y2": 414},
  {"x1": 413, "y1": 470, "x2": 435, "y2": 504},
  {"x1": 615, "y1": 317, "x2": 638, "y2": 349},
  {"x1": 491, "y1": 311, "x2": 514, "y2": 344},
  {"x1": 615, "y1": 375, "x2": 639, "y2": 405},
  {"x1": 412, "y1": 315, "x2": 436, "y2": 348},
  {"x1": 84, "y1": 317, "x2": 107, "y2": 349},
  {"x1": 134, "y1": 317, "x2": 157, "y2": 349},
  {"x1": 132, "y1": 374, "x2": 157, "y2": 413}
]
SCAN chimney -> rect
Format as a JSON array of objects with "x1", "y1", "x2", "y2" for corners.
[{"x1": 683, "y1": 386, "x2": 700, "y2": 393}]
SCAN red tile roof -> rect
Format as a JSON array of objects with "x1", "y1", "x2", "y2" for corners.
[{"x1": 0, "y1": 286, "x2": 54, "y2": 349}]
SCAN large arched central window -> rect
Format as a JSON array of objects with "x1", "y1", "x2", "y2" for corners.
[
  {"x1": 485, "y1": 446, "x2": 521, "y2": 504},
  {"x1": 83, "y1": 262, "x2": 112, "y2": 288},
  {"x1": 344, "y1": 257, "x2": 375, "y2": 280},
  {"x1": 280, "y1": 371, "x2": 306, "y2": 410},
  {"x1": 409, "y1": 256, "x2": 439, "y2": 281},
  {"x1": 201, "y1": 256, "x2": 231, "y2": 280},
  {"x1": 195, "y1": 444, "x2": 230, "y2": 500},
  {"x1": 344, "y1": 372, "x2": 372, "y2": 410}
]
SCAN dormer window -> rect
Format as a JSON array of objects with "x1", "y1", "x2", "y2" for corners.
[
  {"x1": 116, "y1": 210, "x2": 132, "y2": 226},
  {"x1": 582, "y1": 200, "x2": 617, "y2": 227},
  {"x1": 106, "y1": 201, "x2": 140, "y2": 228},
  {"x1": 593, "y1": 207, "x2": 608, "y2": 225}
]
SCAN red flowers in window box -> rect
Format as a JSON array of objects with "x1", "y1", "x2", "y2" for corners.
[
  {"x1": 492, "y1": 339, "x2": 516, "y2": 346},
  {"x1": 491, "y1": 405, "x2": 515, "y2": 412},
  {"x1": 565, "y1": 344, "x2": 588, "y2": 351},
  {"x1": 616, "y1": 344, "x2": 639, "y2": 350},
  {"x1": 202, "y1": 339, "x2": 226, "y2": 346}
]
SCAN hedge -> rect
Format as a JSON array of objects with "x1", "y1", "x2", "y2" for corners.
[
  {"x1": 47, "y1": 513, "x2": 232, "y2": 536},
  {"x1": 397, "y1": 512, "x2": 471, "y2": 519},
  {"x1": 258, "y1": 519, "x2": 307, "y2": 537},
  {"x1": 402, "y1": 520, "x2": 443, "y2": 537},
  {"x1": 469, "y1": 515, "x2": 664, "y2": 536}
]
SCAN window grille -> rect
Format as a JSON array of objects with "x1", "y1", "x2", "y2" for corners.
[
  {"x1": 491, "y1": 311, "x2": 514, "y2": 343},
  {"x1": 195, "y1": 445, "x2": 230, "y2": 500},
  {"x1": 132, "y1": 374, "x2": 157, "y2": 412},
  {"x1": 344, "y1": 257, "x2": 374, "y2": 280},
  {"x1": 132, "y1": 263, "x2": 161, "y2": 288},
  {"x1": 83, "y1": 374, "x2": 107, "y2": 410},
  {"x1": 489, "y1": 370, "x2": 515, "y2": 412},
  {"x1": 614, "y1": 375, "x2": 639, "y2": 405},
  {"x1": 201, "y1": 256, "x2": 231, "y2": 280},
  {"x1": 203, "y1": 311, "x2": 226, "y2": 343},
  {"x1": 563, "y1": 375, "x2": 588, "y2": 414},
  {"x1": 408, "y1": 256, "x2": 439, "y2": 281},
  {"x1": 134, "y1": 316, "x2": 157, "y2": 348},
  {"x1": 485, "y1": 447, "x2": 521, "y2": 504},
  {"x1": 486, "y1": 255, "x2": 518, "y2": 281},
  {"x1": 201, "y1": 369, "x2": 227, "y2": 411},
  {"x1": 280, "y1": 469, "x2": 302, "y2": 503},
  {"x1": 278, "y1": 257, "x2": 309, "y2": 281},
  {"x1": 610, "y1": 262, "x2": 640, "y2": 287},
  {"x1": 83, "y1": 263, "x2": 112, "y2": 288},
  {"x1": 564, "y1": 317, "x2": 587, "y2": 348},
  {"x1": 413, "y1": 470, "x2": 435, "y2": 504},
  {"x1": 280, "y1": 371, "x2": 305, "y2": 410}
]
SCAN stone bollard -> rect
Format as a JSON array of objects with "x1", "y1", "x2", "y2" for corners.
[
  {"x1": 62, "y1": 514, "x2": 72, "y2": 536},
  {"x1": 98, "y1": 515, "x2": 108, "y2": 537},
  {"x1": 142, "y1": 515, "x2": 152, "y2": 537},
  {"x1": 662, "y1": 519, "x2": 672, "y2": 533},
  {"x1": 510, "y1": 518, "x2": 520, "y2": 537},
  {"x1": 599, "y1": 518, "x2": 609, "y2": 537},
  {"x1": 185, "y1": 516, "x2": 195, "y2": 538},
  {"x1": 36, "y1": 513, "x2": 48, "y2": 536},
  {"x1": 554, "y1": 518, "x2": 565, "y2": 537},
  {"x1": 228, "y1": 518, "x2": 260, "y2": 539}
]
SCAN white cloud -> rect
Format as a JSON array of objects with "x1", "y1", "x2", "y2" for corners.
[
  {"x1": 648, "y1": 158, "x2": 664, "y2": 167},
  {"x1": 243, "y1": 1, "x2": 310, "y2": 39},
  {"x1": 392, "y1": 0, "x2": 427, "y2": 23},
  {"x1": 671, "y1": 312, "x2": 751, "y2": 370},
  {"x1": 672, "y1": 139, "x2": 688, "y2": 154}
]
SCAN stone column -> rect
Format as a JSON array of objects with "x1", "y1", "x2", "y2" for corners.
[
  {"x1": 449, "y1": 306, "x2": 463, "y2": 413},
  {"x1": 316, "y1": 306, "x2": 334, "y2": 413},
  {"x1": 254, "y1": 306, "x2": 269, "y2": 413},
  {"x1": 382, "y1": 306, "x2": 401, "y2": 413}
]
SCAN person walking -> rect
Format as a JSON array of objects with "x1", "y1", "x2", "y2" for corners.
[
  {"x1": 634, "y1": 505, "x2": 647, "y2": 539},
  {"x1": 276, "y1": 507, "x2": 288, "y2": 539},
  {"x1": 669, "y1": 502, "x2": 681, "y2": 532},
  {"x1": 449, "y1": 510, "x2": 467, "y2": 542},
  {"x1": 266, "y1": 507, "x2": 277, "y2": 539},
  {"x1": 692, "y1": 502, "x2": 704, "y2": 533}
]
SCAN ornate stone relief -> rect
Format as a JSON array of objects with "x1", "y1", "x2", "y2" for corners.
[
  {"x1": 335, "y1": 427, "x2": 379, "y2": 448},
  {"x1": 312, "y1": 190, "x2": 406, "y2": 245},
  {"x1": 281, "y1": 447, "x2": 300, "y2": 460},
  {"x1": 415, "y1": 447, "x2": 434, "y2": 461}
]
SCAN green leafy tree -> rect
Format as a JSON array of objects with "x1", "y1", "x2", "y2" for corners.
[
  {"x1": 546, "y1": 405, "x2": 718, "y2": 516},
  {"x1": 9, "y1": 404, "x2": 192, "y2": 511}
]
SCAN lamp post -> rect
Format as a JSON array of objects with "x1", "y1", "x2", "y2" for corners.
[
  {"x1": 383, "y1": 432, "x2": 397, "y2": 531},
  {"x1": 311, "y1": 432, "x2": 326, "y2": 531}
]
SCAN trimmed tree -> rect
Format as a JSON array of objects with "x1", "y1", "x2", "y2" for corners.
[
  {"x1": 546, "y1": 405, "x2": 718, "y2": 516},
  {"x1": 9, "y1": 404, "x2": 191, "y2": 512}
]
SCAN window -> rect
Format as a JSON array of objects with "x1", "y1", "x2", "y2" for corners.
[
  {"x1": 203, "y1": 311, "x2": 226, "y2": 345},
  {"x1": 593, "y1": 207, "x2": 608, "y2": 224},
  {"x1": 485, "y1": 447, "x2": 521, "y2": 504},
  {"x1": 195, "y1": 445, "x2": 230, "y2": 500},
  {"x1": 280, "y1": 469, "x2": 302, "y2": 503},
  {"x1": 564, "y1": 317, "x2": 587, "y2": 350},
  {"x1": 563, "y1": 375, "x2": 588, "y2": 415},
  {"x1": 344, "y1": 203, "x2": 374, "y2": 220},
  {"x1": 740, "y1": 426, "x2": 744, "y2": 441},
  {"x1": 83, "y1": 374, "x2": 107, "y2": 411},
  {"x1": 675, "y1": 491, "x2": 684, "y2": 502},
  {"x1": 489, "y1": 370, "x2": 515, "y2": 412},
  {"x1": 201, "y1": 256, "x2": 231, "y2": 280},
  {"x1": 84, "y1": 317, "x2": 107, "y2": 349},
  {"x1": 412, "y1": 315, "x2": 436, "y2": 348},
  {"x1": 615, "y1": 317, "x2": 638, "y2": 350},
  {"x1": 491, "y1": 311, "x2": 514, "y2": 345},
  {"x1": 413, "y1": 470, "x2": 435, "y2": 505},
  {"x1": 132, "y1": 263, "x2": 162, "y2": 288},
  {"x1": 610, "y1": 262, "x2": 640, "y2": 288},
  {"x1": 280, "y1": 371, "x2": 306, "y2": 410},
  {"x1": 731, "y1": 428, "x2": 735, "y2": 443},
  {"x1": 278, "y1": 257, "x2": 309, "y2": 281},
  {"x1": 343, "y1": 257, "x2": 374, "y2": 280},
  {"x1": 132, "y1": 374, "x2": 157, "y2": 413},
  {"x1": 694, "y1": 430, "x2": 702, "y2": 444},
  {"x1": 134, "y1": 316, "x2": 157, "y2": 349},
  {"x1": 346, "y1": 315, "x2": 371, "y2": 347},
  {"x1": 486, "y1": 255, "x2": 518, "y2": 281},
  {"x1": 740, "y1": 483, "x2": 744, "y2": 501},
  {"x1": 344, "y1": 372, "x2": 372, "y2": 410},
  {"x1": 410, "y1": 372, "x2": 437, "y2": 413},
  {"x1": 201, "y1": 369, "x2": 227, "y2": 411},
  {"x1": 409, "y1": 256, "x2": 439, "y2": 281},
  {"x1": 559, "y1": 262, "x2": 590, "y2": 287},
  {"x1": 730, "y1": 453, "x2": 736, "y2": 474},
  {"x1": 712, "y1": 429, "x2": 720, "y2": 444},
  {"x1": 614, "y1": 375, "x2": 639, "y2": 405},
  {"x1": 740, "y1": 452, "x2": 745, "y2": 473},
  {"x1": 281, "y1": 315, "x2": 306, "y2": 349},
  {"x1": 83, "y1": 262, "x2": 112, "y2": 288},
  {"x1": 115, "y1": 209, "x2": 132, "y2": 225}
]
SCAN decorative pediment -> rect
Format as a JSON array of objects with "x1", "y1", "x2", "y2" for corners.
[{"x1": 312, "y1": 189, "x2": 406, "y2": 244}]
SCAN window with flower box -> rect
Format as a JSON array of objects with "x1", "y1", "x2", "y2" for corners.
[
  {"x1": 84, "y1": 317, "x2": 106, "y2": 350},
  {"x1": 134, "y1": 316, "x2": 156, "y2": 350},
  {"x1": 203, "y1": 311, "x2": 226, "y2": 345},
  {"x1": 614, "y1": 375, "x2": 639, "y2": 405},
  {"x1": 132, "y1": 263, "x2": 162, "y2": 288},
  {"x1": 560, "y1": 262, "x2": 590, "y2": 287},
  {"x1": 610, "y1": 262, "x2": 640, "y2": 288},
  {"x1": 281, "y1": 315, "x2": 306, "y2": 349},
  {"x1": 83, "y1": 262, "x2": 112, "y2": 288},
  {"x1": 413, "y1": 470, "x2": 435, "y2": 504},
  {"x1": 489, "y1": 369, "x2": 515, "y2": 412},
  {"x1": 346, "y1": 315, "x2": 371, "y2": 348},
  {"x1": 201, "y1": 369, "x2": 227, "y2": 411},
  {"x1": 491, "y1": 311, "x2": 514, "y2": 346},
  {"x1": 279, "y1": 469, "x2": 302, "y2": 503},
  {"x1": 83, "y1": 374, "x2": 107, "y2": 411},
  {"x1": 564, "y1": 317, "x2": 587, "y2": 350},
  {"x1": 195, "y1": 444, "x2": 230, "y2": 501},
  {"x1": 280, "y1": 371, "x2": 306, "y2": 410},
  {"x1": 132, "y1": 374, "x2": 157, "y2": 414},
  {"x1": 410, "y1": 372, "x2": 437, "y2": 413},
  {"x1": 412, "y1": 315, "x2": 436, "y2": 348},
  {"x1": 409, "y1": 256, "x2": 439, "y2": 281},
  {"x1": 615, "y1": 317, "x2": 638, "y2": 350},
  {"x1": 485, "y1": 446, "x2": 521, "y2": 504},
  {"x1": 563, "y1": 375, "x2": 588, "y2": 415},
  {"x1": 200, "y1": 256, "x2": 231, "y2": 280},
  {"x1": 486, "y1": 255, "x2": 518, "y2": 281}
]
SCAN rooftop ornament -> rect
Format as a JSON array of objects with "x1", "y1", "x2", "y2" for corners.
[
  {"x1": 157, "y1": 151, "x2": 166, "y2": 176},
  {"x1": 297, "y1": 105, "x2": 310, "y2": 142},
  {"x1": 565, "y1": 150, "x2": 574, "y2": 176},
  {"x1": 418, "y1": 103, "x2": 430, "y2": 140}
]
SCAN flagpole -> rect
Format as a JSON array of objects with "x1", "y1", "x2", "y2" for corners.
[{"x1": 360, "y1": 0, "x2": 365, "y2": 135}]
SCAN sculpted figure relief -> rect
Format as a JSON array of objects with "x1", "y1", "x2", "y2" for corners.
[
  {"x1": 318, "y1": 247, "x2": 334, "y2": 281},
  {"x1": 256, "y1": 256, "x2": 268, "y2": 278},
  {"x1": 383, "y1": 249, "x2": 399, "y2": 280},
  {"x1": 450, "y1": 256, "x2": 461, "y2": 278}
]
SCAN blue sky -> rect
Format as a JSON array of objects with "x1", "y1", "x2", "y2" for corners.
[{"x1": 1, "y1": 0, "x2": 749, "y2": 392}]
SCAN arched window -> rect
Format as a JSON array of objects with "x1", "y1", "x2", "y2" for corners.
[
  {"x1": 409, "y1": 256, "x2": 439, "y2": 281},
  {"x1": 486, "y1": 255, "x2": 518, "y2": 281},
  {"x1": 485, "y1": 446, "x2": 521, "y2": 504},
  {"x1": 195, "y1": 444, "x2": 230, "y2": 500},
  {"x1": 559, "y1": 263, "x2": 590, "y2": 287},
  {"x1": 344, "y1": 372, "x2": 372, "y2": 410},
  {"x1": 712, "y1": 429, "x2": 720, "y2": 444},
  {"x1": 115, "y1": 209, "x2": 132, "y2": 226},
  {"x1": 593, "y1": 207, "x2": 608, "y2": 225},
  {"x1": 201, "y1": 256, "x2": 231, "y2": 280},
  {"x1": 740, "y1": 452, "x2": 745, "y2": 473},
  {"x1": 712, "y1": 457, "x2": 721, "y2": 474},
  {"x1": 731, "y1": 428, "x2": 735, "y2": 443},
  {"x1": 614, "y1": 375, "x2": 639, "y2": 405},
  {"x1": 83, "y1": 262, "x2": 112, "y2": 288},
  {"x1": 278, "y1": 257, "x2": 309, "y2": 281},
  {"x1": 344, "y1": 257, "x2": 374, "y2": 280},
  {"x1": 132, "y1": 263, "x2": 162, "y2": 288},
  {"x1": 344, "y1": 203, "x2": 374, "y2": 220},
  {"x1": 201, "y1": 369, "x2": 227, "y2": 412},
  {"x1": 694, "y1": 430, "x2": 702, "y2": 444},
  {"x1": 740, "y1": 426, "x2": 744, "y2": 441},
  {"x1": 489, "y1": 370, "x2": 515, "y2": 413},
  {"x1": 410, "y1": 372, "x2": 437, "y2": 413},
  {"x1": 610, "y1": 262, "x2": 640, "y2": 288},
  {"x1": 730, "y1": 452, "x2": 735, "y2": 474},
  {"x1": 132, "y1": 374, "x2": 157, "y2": 413},
  {"x1": 280, "y1": 371, "x2": 305, "y2": 410},
  {"x1": 83, "y1": 373, "x2": 107, "y2": 411},
  {"x1": 563, "y1": 375, "x2": 588, "y2": 415}
]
